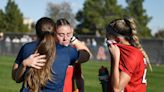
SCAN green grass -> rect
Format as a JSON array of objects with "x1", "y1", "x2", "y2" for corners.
[
  {"x1": 0, "y1": 56, "x2": 22, "y2": 92},
  {"x1": 0, "y1": 56, "x2": 164, "y2": 92}
]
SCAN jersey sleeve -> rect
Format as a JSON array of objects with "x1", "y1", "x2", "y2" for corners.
[
  {"x1": 15, "y1": 42, "x2": 37, "y2": 65},
  {"x1": 70, "y1": 48, "x2": 79, "y2": 64},
  {"x1": 15, "y1": 45, "x2": 25, "y2": 65}
]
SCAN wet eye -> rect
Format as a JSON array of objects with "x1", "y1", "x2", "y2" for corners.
[
  {"x1": 58, "y1": 33, "x2": 64, "y2": 37},
  {"x1": 67, "y1": 33, "x2": 71, "y2": 37}
]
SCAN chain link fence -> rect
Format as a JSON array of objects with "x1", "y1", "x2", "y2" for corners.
[{"x1": 0, "y1": 34, "x2": 164, "y2": 64}]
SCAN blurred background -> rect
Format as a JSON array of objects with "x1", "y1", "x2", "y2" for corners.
[
  {"x1": 0, "y1": 0, "x2": 164, "y2": 64},
  {"x1": 0, "y1": 0, "x2": 164, "y2": 92}
]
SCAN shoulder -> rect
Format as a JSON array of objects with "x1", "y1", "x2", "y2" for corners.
[
  {"x1": 68, "y1": 45, "x2": 78, "y2": 52},
  {"x1": 56, "y1": 44, "x2": 77, "y2": 53},
  {"x1": 19, "y1": 41, "x2": 38, "y2": 57},
  {"x1": 117, "y1": 44, "x2": 143, "y2": 60},
  {"x1": 128, "y1": 46, "x2": 143, "y2": 61},
  {"x1": 22, "y1": 41, "x2": 38, "y2": 49},
  {"x1": 15, "y1": 41, "x2": 39, "y2": 65},
  {"x1": 125, "y1": 45, "x2": 143, "y2": 63},
  {"x1": 67, "y1": 45, "x2": 79, "y2": 61},
  {"x1": 118, "y1": 44, "x2": 144, "y2": 75},
  {"x1": 56, "y1": 44, "x2": 78, "y2": 57},
  {"x1": 67, "y1": 45, "x2": 78, "y2": 58}
]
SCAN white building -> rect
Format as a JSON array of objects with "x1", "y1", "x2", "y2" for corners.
[{"x1": 23, "y1": 17, "x2": 34, "y2": 30}]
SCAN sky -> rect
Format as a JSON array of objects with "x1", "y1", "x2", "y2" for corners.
[{"x1": 0, "y1": 0, "x2": 164, "y2": 35}]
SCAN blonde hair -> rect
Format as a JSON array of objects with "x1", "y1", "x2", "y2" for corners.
[
  {"x1": 106, "y1": 17, "x2": 152, "y2": 71},
  {"x1": 126, "y1": 18, "x2": 152, "y2": 71}
]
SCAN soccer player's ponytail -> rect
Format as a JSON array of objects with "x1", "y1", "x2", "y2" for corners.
[
  {"x1": 125, "y1": 18, "x2": 152, "y2": 71},
  {"x1": 25, "y1": 17, "x2": 56, "y2": 92},
  {"x1": 106, "y1": 17, "x2": 152, "y2": 71}
]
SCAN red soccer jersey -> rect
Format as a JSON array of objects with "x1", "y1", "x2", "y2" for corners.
[
  {"x1": 118, "y1": 44, "x2": 147, "y2": 92},
  {"x1": 109, "y1": 44, "x2": 147, "y2": 92}
]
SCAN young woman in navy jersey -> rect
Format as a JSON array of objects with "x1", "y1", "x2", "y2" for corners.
[
  {"x1": 55, "y1": 18, "x2": 90, "y2": 92},
  {"x1": 12, "y1": 17, "x2": 90, "y2": 92}
]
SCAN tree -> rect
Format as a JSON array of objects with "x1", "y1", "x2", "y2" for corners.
[
  {"x1": 75, "y1": 0, "x2": 123, "y2": 36},
  {"x1": 4, "y1": 0, "x2": 28, "y2": 32},
  {"x1": 46, "y1": 2, "x2": 75, "y2": 27},
  {"x1": 154, "y1": 30, "x2": 164, "y2": 39},
  {"x1": 125, "y1": 0, "x2": 152, "y2": 38},
  {"x1": 0, "y1": 9, "x2": 6, "y2": 32}
]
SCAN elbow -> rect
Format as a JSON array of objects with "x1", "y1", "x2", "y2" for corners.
[
  {"x1": 12, "y1": 74, "x2": 23, "y2": 83},
  {"x1": 113, "y1": 87, "x2": 120, "y2": 92},
  {"x1": 14, "y1": 77, "x2": 23, "y2": 83},
  {"x1": 113, "y1": 85, "x2": 124, "y2": 92},
  {"x1": 78, "y1": 50, "x2": 90, "y2": 63},
  {"x1": 12, "y1": 76, "x2": 21, "y2": 83},
  {"x1": 16, "y1": 80, "x2": 22, "y2": 83},
  {"x1": 12, "y1": 74, "x2": 15, "y2": 81},
  {"x1": 12, "y1": 71, "x2": 17, "y2": 82},
  {"x1": 111, "y1": 80, "x2": 120, "y2": 92}
]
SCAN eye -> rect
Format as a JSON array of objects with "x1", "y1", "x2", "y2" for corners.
[
  {"x1": 67, "y1": 33, "x2": 71, "y2": 37},
  {"x1": 58, "y1": 33, "x2": 64, "y2": 37}
]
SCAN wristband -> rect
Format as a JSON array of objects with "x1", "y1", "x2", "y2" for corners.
[{"x1": 70, "y1": 36, "x2": 77, "y2": 43}]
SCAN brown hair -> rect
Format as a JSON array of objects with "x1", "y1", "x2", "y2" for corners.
[
  {"x1": 56, "y1": 18, "x2": 71, "y2": 29},
  {"x1": 24, "y1": 17, "x2": 56, "y2": 92},
  {"x1": 106, "y1": 17, "x2": 152, "y2": 71}
]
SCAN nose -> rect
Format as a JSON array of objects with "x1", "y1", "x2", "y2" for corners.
[
  {"x1": 63, "y1": 35, "x2": 68, "y2": 41},
  {"x1": 63, "y1": 37, "x2": 66, "y2": 41}
]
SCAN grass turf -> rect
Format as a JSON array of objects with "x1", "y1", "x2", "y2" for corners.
[{"x1": 0, "y1": 56, "x2": 164, "y2": 92}]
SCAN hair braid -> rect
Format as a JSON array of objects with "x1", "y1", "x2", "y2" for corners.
[{"x1": 127, "y1": 18, "x2": 152, "y2": 71}]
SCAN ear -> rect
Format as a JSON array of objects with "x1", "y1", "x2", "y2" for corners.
[
  {"x1": 115, "y1": 37, "x2": 120, "y2": 42},
  {"x1": 115, "y1": 36, "x2": 125, "y2": 43}
]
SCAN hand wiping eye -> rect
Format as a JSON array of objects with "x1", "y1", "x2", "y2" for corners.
[{"x1": 106, "y1": 40, "x2": 117, "y2": 46}]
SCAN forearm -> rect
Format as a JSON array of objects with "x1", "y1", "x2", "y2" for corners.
[
  {"x1": 71, "y1": 38, "x2": 91, "y2": 63},
  {"x1": 13, "y1": 59, "x2": 28, "y2": 83},
  {"x1": 14, "y1": 63, "x2": 27, "y2": 83},
  {"x1": 12, "y1": 64, "x2": 26, "y2": 83},
  {"x1": 12, "y1": 63, "x2": 18, "y2": 80},
  {"x1": 78, "y1": 50, "x2": 90, "y2": 63},
  {"x1": 111, "y1": 59, "x2": 120, "y2": 92}
]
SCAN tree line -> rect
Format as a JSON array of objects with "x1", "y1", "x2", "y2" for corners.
[
  {"x1": 0, "y1": 0, "x2": 29, "y2": 33},
  {"x1": 0, "y1": 0, "x2": 164, "y2": 38}
]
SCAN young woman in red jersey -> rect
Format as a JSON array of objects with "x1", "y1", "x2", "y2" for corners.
[{"x1": 106, "y1": 17, "x2": 151, "y2": 92}]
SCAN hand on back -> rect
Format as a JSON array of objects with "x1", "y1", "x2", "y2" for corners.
[{"x1": 22, "y1": 53, "x2": 46, "y2": 69}]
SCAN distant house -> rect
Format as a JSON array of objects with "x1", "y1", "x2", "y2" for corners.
[{"x1": 23, "y1": 17, "x2": 34, "y2": 30}]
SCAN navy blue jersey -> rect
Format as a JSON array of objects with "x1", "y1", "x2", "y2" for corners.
[
  {"x1": 15, "y1": 41, "x2": 78, "y2": 92},
  {"x1": 15, "y1": 41, "x2": 38, "y2": 65}
]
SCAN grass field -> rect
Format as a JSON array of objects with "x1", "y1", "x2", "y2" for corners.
[{"x1": 0, "y1": 55, "x2": 164, "y2": 92}]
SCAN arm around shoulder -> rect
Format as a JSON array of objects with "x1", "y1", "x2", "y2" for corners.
[
  {"x1": 78, "y1": 49, "x2": 90, "y2": 63},
  {"x1": 71, "y1": 37, "x2": 91, "y2": 63},
  {"x1": 12, "y1": 61, "x2": 27, "y2": 83}
]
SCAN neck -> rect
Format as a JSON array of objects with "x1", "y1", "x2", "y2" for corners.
[{"x1": 119, "y1": 40, "x2": 130, "y2": 45}]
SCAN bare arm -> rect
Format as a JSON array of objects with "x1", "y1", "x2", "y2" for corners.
[
  {"x1": 112, "y1": 69, "x2": 131, "y2": 92},
  {"x1": 109, "y1": 44, "x2": 120, "y2": 92},
  {"x1": 108, "y1": 44, "x2": 131, "y2": 92},
  {"x1": 119, "y1": 71, "x2": 131, "y2": 91},
  {"x1": 12, "y1": 53, "x2": 46, "y2": 83}
]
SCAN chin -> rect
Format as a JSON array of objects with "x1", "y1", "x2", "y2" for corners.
[{"x1": 63, "y1": 43, "x2": 70, "y2": 46}]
